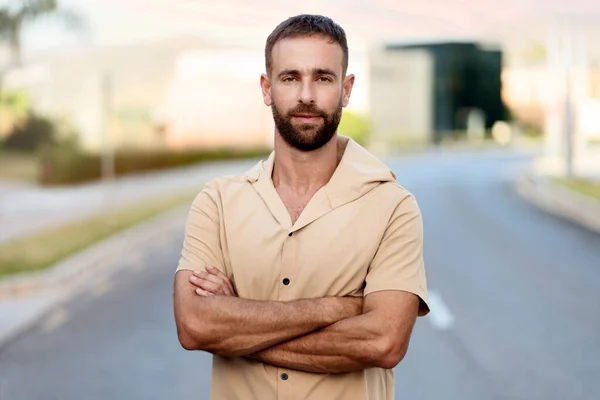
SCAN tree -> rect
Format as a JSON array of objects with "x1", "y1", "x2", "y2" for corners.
[
  {"x1": 0, "y1": 89, "x2": 29, "y2": 136},
  {"x1": 0, "y1": 0, "x2": 83, "y2": 67},
  {"x1": 2, "y1": 111, "x2": 57, "y2": 152}
]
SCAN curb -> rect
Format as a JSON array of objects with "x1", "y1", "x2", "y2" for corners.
[
  {"x1": 0, "y1": 203, "x2": 191, "y2": 349},
  {"x1": 0, "y1": 204, "x2": 190, "y2": 298},
  {"x1": 514, "y1": 175, "x2": 600, "y2": 235}
]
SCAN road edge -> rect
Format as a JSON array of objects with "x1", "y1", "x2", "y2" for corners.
[
  {"x1": 514, "y1": 175, "x2": 600, "y2": 235},
  {"x1": 0, "y1": 203, "x2": 191, "y2": 350}
]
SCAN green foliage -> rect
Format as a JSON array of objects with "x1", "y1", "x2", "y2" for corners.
[
  {"x1": 0, "y1": 91, "x2": 29, "y2": 116},
  {"x1": 2, "y1": 111, "x2": 58, "y2": 152},
  {"x1": 38, "y1": 146, "x2": 272, "y2": 185},
  {"x1": 0, "y1": 90, "x2": 30, "y2": 138},
  {"x1": 0, "y1": 190, "x2": 196, "y2": 277},
  {"x1": 0, "y1": 1, "x2": 84, "y2": 66},
  {"x1": 554, "y1": 178, "x2": 600, "y2": 202},
  {"x1": 1, "y1": 94, "x2": 80, "y2": 153},
  {"x1": 338, "y1": 111, "x2": 370, "y2": 145}
]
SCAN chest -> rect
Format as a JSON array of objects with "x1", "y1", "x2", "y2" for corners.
[
  {"x1": 221, "y1": 195, "x2": 385, "y2": 301},
  {"x1": 276, "y1": 189, "x2": 314, "y2": 225}
]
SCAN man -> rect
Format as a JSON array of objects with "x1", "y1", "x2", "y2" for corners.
[{"x1": 173, "y1": 14, "x2": 430, "y2": 400}]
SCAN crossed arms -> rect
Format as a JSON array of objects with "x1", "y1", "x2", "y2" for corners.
[
  {"x1": 173, "y1": 188, "x2": 426, "y2": 374},
  {"x1": 174, "y1": 268, "x2": 419, "y2": 373}
]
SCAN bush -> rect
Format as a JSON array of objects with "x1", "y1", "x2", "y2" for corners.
[
  {"x1": 0, "y1": 91, "x2": 30, "y2": 138},
  {"x1": 38, "y1": 147, "x2": 101, "y2": 185},
  {"x1": 338, "y1": 111, "x2": 370, "y2": 145},
  {"x1": 2, "y1": 112, "x2": 58, "y2": 152},
  {"x1": 38, "y1": 146, "x2": 272, "y2": 185}
]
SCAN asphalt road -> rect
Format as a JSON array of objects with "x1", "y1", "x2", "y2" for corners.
[{"x1": 1, "y1": 149, "x2": 599, "y2": 400}]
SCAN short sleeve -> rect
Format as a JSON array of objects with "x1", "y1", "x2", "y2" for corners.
[
  {"x1": 364, "y1": 193, "x2": 430, "y2": 316},
  {"x1": 176, "y1": 184, "x2": 225, "y2": 274}
]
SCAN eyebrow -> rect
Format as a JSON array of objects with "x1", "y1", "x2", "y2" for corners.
[{"x1": 278, "y1": 68, "x2": 338, "y2": 79}]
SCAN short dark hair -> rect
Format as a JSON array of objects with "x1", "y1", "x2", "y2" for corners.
[{"x1": 265, "y1": 14, "x2": 349, "y2": 77}]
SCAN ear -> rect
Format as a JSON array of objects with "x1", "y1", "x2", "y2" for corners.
[
  {"x1": 342, "y1": 73, "x2": 355, "y2": 108},
  {"x1": 260, "y1": 73, "x2": 272, "y2": 106}
]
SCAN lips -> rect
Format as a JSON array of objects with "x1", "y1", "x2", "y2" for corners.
[{"x1": 293, "y1": 114, "x2": 321, "y2": 118}]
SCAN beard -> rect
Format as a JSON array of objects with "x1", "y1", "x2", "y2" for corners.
[{"x1": 271, "y1": 99, "x2": 343, "y2": 152}]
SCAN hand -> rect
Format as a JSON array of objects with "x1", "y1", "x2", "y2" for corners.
[{"x1": 189, "y1": 265, "x2": 237, "y2": 297}]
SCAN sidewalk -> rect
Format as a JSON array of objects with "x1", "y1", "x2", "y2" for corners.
[
  {"x1": 0, "y1": 158, "x2": 259, "y2": 245},
  {"x1": 515, "y1": 175, "x2": 600, "y2": 235},
  {"x1": 0, "y1": 204, "x2": 190, "y2": 349},
  {"x1": 0, "y1": 158, "x2": 260, "y2": 349}
]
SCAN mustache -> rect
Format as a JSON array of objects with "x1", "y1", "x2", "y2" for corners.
[{"x1": 287, "y1": 104, "x2": 327, "y2": 118}]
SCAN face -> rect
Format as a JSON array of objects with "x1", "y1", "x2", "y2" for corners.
[{"x1": 261, "y1": 35, "x2": 355, "y2": 152}]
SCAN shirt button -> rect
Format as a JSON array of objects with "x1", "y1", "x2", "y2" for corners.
[
  {"x1": 282, "y1": 278, "x2": 290, "y2": 285},
  {"x1": 281, "y1": 373, "x2": 289, "y2": 381}
]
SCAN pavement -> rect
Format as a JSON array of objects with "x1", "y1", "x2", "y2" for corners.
[
  {"x1": 0, "y1": 205, "x2": 190, "y2": 349},
  {"x1": 0, "y1": 158, "x2": 260, "y2": 245},
  {"x1": 0, "y1": 158, "x2": 259, "y2": 349},
  {"x1": 515, "y1": 174, "x2": 600, "y2": 235},
  {"x1": 1, "y1": 148, "x2": 600, "y2": 399}
]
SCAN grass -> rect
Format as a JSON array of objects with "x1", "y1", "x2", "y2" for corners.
[
  {"x1": 0, "y1": 150, "x2": 38, "y2": 182},
  {"x1": 0, "y1": 191, "x2": 197, "y2": 278},
  {"x1": 554, "y1": 177, "x2": 600, "y2": 202}
]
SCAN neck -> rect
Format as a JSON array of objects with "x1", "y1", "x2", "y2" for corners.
[{"x1": 272, "y1": 133, "x2": 341, "y2": 195}]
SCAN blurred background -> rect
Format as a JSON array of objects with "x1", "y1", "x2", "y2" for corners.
[{"x1": 0, "y1": 1, "x2": 599, "y2": 399}]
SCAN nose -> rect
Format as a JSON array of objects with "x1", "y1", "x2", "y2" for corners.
[{"x1": 298, "y1": 80, "x2": 315, "y2": 104}]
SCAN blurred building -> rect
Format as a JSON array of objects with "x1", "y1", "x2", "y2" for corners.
[
  {"x1": 2, "y1": 37, "x2": 275, "y2": 153},
  {"x1": 159, "y1": 49, "x2": 273, "y2": 150},
  {"x1": 536, "y1": 23, "x2": 600, "y2": 175},
  {"x1": 369, "y1": 42, "x2": 506, "y2": 146}
]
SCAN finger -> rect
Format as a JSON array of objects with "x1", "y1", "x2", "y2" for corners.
[
  {"x1": 206, "y1": 264, "x2": 228, "y2": 278},
  {"x1": 195, "y1": 270, "x2": 232, "y2": 296},
  {"x1": 195, "y1": 287, "x2": 213, "y2": 296},
  {"x1": 196, "y1": 278, "x2": 226, "y2": 295},
  {"x1": 190, "y1": 274, "x2": 223, "y2": 294},
  {"x1": 189, "y1": 274, "x2": 203, "y2": 288},
  {"x1": 205, "y1": 265, "x2": 236, "y2": 295}
]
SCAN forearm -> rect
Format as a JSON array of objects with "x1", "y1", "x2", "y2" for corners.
[
  {"x1": 250, "y1": 311, "x2": 387, "y2": 373},
  {"x1": 177, "y1": 285, "x2": 359, "y2": 357},
  {"x1": 251, "y1": 348, "x2": 365, "y2": 374},
  {"x1": 202, "y1": 296, "x2": 341, "y2": 355}
]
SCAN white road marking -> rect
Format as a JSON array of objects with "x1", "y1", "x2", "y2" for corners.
[
  {"x1": 427, "y1": 290, "x2": 455, "y2": 330},
  {"x1": 41, "y1": 309, "x2": 69, "y2": 333}
]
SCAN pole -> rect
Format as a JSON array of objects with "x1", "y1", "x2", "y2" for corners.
[
  {"x1": 563, "y1": 20, "x2": 574, "y2": 178},
  {"x1": 565, "y1": 65, "x2": 573, "y2": 178},
  {"x1": 101, "y1": 70, "x2": 114, "y2": 181}
]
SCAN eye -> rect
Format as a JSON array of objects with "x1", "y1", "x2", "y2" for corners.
[
  {"x1": 317, "y1": 76, "x2": 333, "y2": 82},
  {"x1": 282, "y1": 76, "x2": 296, "y2": 82}
]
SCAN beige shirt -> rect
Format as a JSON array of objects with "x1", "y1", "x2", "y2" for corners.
[{"x1": 176, "y1": 136, "x2": 430, "y2": 400}]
